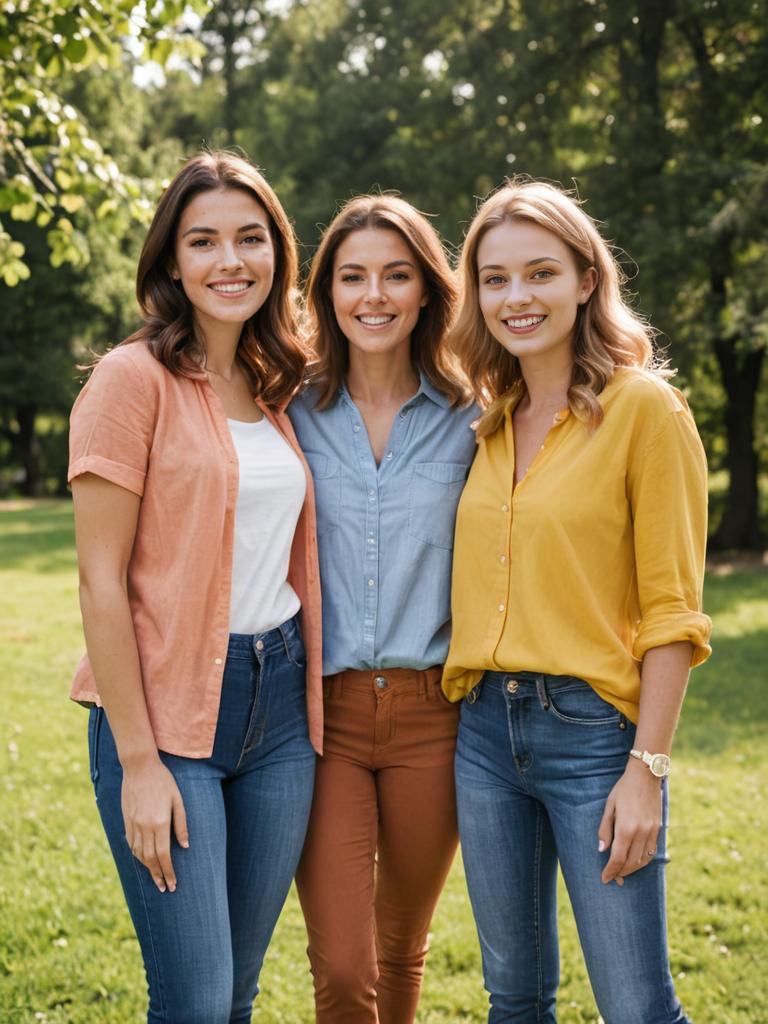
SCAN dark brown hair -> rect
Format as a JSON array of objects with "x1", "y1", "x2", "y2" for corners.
[
  {"x1": 122, "y1": 150, "x2": 305, "y2": 409},
  {"x1": 306, "y1": 194, "x2": 470, "y2": 408}
]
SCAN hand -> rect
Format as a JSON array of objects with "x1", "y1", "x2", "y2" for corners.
[
  {"x1": 121, "y1": 756, "x2": 189, "y2": 893},
  {"x1": 598, "y1": 759, "x2": 662, "y2": 885}
]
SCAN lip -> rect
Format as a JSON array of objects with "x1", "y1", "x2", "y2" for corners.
[
  {"x1": 355, "y1": 313, "x2": 396, "y2": 331},
  {"x1": 501, "y1": 314, "x2": 547, "y2": 336},
  {"x1": 207, "y1": 279, "x2": 253, "y2": 297}
]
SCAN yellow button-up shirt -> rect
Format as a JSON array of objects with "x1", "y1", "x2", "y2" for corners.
[{"x1": 442, "y1": 369, "x2": 712, "y2": 722}]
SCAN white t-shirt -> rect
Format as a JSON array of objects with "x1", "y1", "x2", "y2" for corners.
[{"x1": 227, "y1": 416, "x2": 306, "y2": 635}]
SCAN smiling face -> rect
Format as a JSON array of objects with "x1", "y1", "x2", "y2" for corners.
[
  {"x1": 172, "y1": 187, "x2": 275, "y2": 343},
  {"x1": 476, "y1": 218, "x2": 596, "y2": 370},
  {"x1": 330, "y1": 227, "x2": 428, "y2": 360}
]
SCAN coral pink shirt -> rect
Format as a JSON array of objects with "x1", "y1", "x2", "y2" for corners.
[{"x1": 68, "y1": 341, "x2": 323, "y2": 757}]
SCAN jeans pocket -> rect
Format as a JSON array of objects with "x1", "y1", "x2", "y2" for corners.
[
  {"x1": 546, "y1": 682, "x2": 621, "y2": 726},
  {"x1": 407, "y1": 461, "x2": 469, "y2": 549},
  {"x1": 88, "y1": 706, "x2": 104, "y2": 784}
]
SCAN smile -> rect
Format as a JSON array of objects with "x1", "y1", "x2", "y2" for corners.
[
  {"x1": 209, "y1": 281, "x2": 252, "y2": 295},
  {"x1": 357, "y1": 314, "x2": 396, "y2": 326},
  {"x1": 502, "y1": 314, "x2": 547, "y2": 334}
]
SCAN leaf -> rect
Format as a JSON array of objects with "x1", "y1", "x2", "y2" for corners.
[{"x1": 63, "y1": 37, "x2": 88, "y2": 64}]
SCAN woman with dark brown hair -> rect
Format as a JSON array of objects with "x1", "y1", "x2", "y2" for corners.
[
  {"x1": 288, "y1": 195, "x2": 478, "y2": 1024},
  {"x1": 68, "y1": 151, "x2": 322, "y2": 1024}
]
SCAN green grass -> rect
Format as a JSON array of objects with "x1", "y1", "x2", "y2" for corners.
[{"x1": 1, "y1": 500, "x2": 766, "y2": 1023}]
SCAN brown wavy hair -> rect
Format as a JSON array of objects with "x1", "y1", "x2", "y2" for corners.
[
  {"x1": 306, "y1": 194, "x2": 470, "y2": 409},
  {"x1": 451, "y1": 179, "x2": 669, "y2": 436},
  {"x1": 121, "y1": 150, "x2": 304, "y2": 409}
]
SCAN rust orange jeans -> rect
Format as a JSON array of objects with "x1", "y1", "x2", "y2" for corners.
[{"x1": 295, "y1": 667, "x2": 460, "y2": 1024}]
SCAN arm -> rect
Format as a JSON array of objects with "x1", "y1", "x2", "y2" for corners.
[
  {"x1": 598, "y1": 640, "x2": 691, "y2": 884},
  {"x1": 73, "y1": 473, "x2": 188, "y2": 892}
]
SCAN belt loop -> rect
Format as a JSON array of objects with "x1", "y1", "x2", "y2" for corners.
[{"x1": 535, "y1": 674, "x2": 550, "y2": 711}]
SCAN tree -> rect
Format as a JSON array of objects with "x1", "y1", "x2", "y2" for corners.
[{"x1": 0, "y1": 0, "x2": 210, "y2": 284}]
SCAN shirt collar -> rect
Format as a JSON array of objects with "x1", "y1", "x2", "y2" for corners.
[{"x1": 338, "y1": 370, "x2": 450, "y2": 410}]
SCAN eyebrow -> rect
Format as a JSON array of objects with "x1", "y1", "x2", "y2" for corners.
[
  {"x1": 181, "y1": 222, "x2": 268, "y2": 238},
  {"x1": 337, "y1": 259, "x2": 416, "y2": 271},
  {"x1": 478, "y1": 256, "x2": 562, "y2": 272}
]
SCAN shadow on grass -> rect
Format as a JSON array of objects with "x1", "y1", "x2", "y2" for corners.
[{"x1": 0, "y1": 501, "x2": 76, "y2": 574}]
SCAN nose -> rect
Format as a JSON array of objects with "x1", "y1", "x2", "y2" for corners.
[
  {"x1": 364, "y1": 275, "x2": 385, "y2": 304},
  {"x1": 219, "y1": 241, "x2": 243, "y2": 271},
  {"x1": 504, "y1": 276, "x2": 532, "y2": 308}
]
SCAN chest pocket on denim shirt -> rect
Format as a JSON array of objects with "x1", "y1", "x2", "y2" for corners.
[
  {"x1": 303, "y1": 451, "x2": 341, "y2": 537},
  {"x1": 408, "y1": 461, "x2": 469, "y2": 550}
]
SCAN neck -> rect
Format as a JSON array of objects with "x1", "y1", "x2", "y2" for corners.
[
  {"x1": 517, "y1": 352, "x2": 573, "y2": 414},
  {"x1": 199, "y1": 322, "x2": 243, "y2": 380},
  {"x1": 346, "y1": 345, "x2": 419, "y2": 405}
]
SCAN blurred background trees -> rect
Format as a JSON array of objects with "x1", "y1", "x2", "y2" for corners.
[{"x1": 1, "y1": 0, "x2": 766, "y2": 547}]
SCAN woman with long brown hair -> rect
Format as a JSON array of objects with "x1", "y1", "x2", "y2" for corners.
[
  {"x1": 68, "y1": 151, "x2": 321, "y2": 1023},
  {"x1": 288, "y1": 195, "x2": 478, "y2": 1023},
  {"x1": 443, "y1": 179, "x2": 711, "y2": 1023}
]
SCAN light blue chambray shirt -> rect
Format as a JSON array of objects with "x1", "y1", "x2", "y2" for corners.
[{"x1": 288, "y1": 375, "x2": 479, "y2": 676}]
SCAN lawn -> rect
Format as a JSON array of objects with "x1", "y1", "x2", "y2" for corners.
[{"x1": 1, "y1": 500, "x2": 766, "y2": 1023}]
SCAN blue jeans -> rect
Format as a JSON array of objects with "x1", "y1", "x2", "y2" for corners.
[
  {"x1": 88, "y1": 616, "x2": 316, "y2": 1024},
  {"x1": 455, "y1": 671, "x2": 689, "y2": 1024}
]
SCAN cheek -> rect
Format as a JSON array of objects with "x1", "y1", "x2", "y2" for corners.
[{"x1": 478, "y1": 290, "x2": 498, "y2": 328}]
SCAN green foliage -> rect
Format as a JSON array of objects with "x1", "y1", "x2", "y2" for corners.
[
  {"x1": 0, "y1": 500, "x2": 766, "y2": 1022},
  {"x1": 0, "y1": 0, "x2": 211, "y2": 280}
]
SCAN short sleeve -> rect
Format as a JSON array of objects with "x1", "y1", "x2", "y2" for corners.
[
  {"x1": 68, "y1": 348, "x2": 156, "y2": 496},
  {"x1": 627, "y1": 392, "x2": 712, "y2": 667}
]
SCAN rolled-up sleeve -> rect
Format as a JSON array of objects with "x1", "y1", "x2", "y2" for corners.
[
  {"x1": 628, "y1": 402, "x2": 712, "y2": 667},
  {"x1": 68, "y1": 348, "x2": 155, "y2": 496}
]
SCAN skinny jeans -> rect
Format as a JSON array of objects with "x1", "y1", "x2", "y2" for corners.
[
  {"x1": 296, "y1": 667, "x2": 460, "y2": 1024},
  {"x1": 456, "y1": 671, "x2": 690, "y2": 1024},
  {"x1": 88, "y1": 616, "x2": 316, "y2": 1024}
]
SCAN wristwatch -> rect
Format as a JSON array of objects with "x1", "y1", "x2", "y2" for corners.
[{"x1": 629, "y1": 749, "x2": 671, "y2": 778}]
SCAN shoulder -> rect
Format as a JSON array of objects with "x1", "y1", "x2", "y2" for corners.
[
  {"x1": 87, "y1": 341, "x2": 167, "y2": 391},
  {"x1": 288, "y1": 383, "x2": 336, "y2": 422},
  {"x1": 602, "y1": 368, "x2": 690, "y2": 417}
]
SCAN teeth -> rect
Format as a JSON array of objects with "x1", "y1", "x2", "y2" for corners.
[
  {"x1": 211, "y1": 282, "x2": 250, "y2": 294},
  {"x1": 358, "y1": 315, "x2": 394, "y2": 325},
  {"x1": 504, "y1": 315, "x2": 545, "y2": 328}
]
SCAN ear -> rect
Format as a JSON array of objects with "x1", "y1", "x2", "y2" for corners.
[
  {"x1": 419, "y1": 290, "x2": 429, "y2": 308},
  {"x1": 168, "y1": 261, "x2": 181, "y2": 281},
  {"x1": 578, "y1": 266, "x2": 597, "y2": 305}
]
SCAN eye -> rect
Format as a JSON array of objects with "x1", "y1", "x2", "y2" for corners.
[
  {"x1": 190, "y1": 238, "x2": 213, "y2": 248},
  {"x1": 532, "y1": 268, "x2": 554, "y2": 280},
  {"x1": 341, "y1": 273, "x2": 364, "y2": 283},
  {"x1": 242, "y1": 234, "x2": 266, "y2": 245},
  {"x1": 482, "y1": 274, "x2": 505, "y2": 286},
  {"x1": 388, "y1": 271, "x2": 410, "y2": 281}
]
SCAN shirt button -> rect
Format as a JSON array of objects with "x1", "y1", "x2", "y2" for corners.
[
  {"x1": 214, "y1": 657, "x2": 223, "y2": 665},
  {"x1": 368, "y1": 489, "x2": 375, "y2": 498},
  {"x1": 501, "y1": 503, "x2": 509, "y2": 513},
  {"x1": 498, "y1": 603, "x2": 505, "y2": 612},
  {"x1": 367, "y1": 538, "x2": 375, "y2": 544},
  {"x1": 255, "y1": 640, "x2": 264, "y2": 651},
  {"x1": 500, "y1": 554, "x2": 507, "y2": 563},
  {"x1": 367, "y1": 578, "x2": 375, "y2": 587},
  {"x1": 386, "y1": 451, "x2": 393, "y2": 460},
  {"x1": 353, "y1": 424, "x2": 360, "y2": 432},
  {"x1": 374, "y1": 675, "x2": 388, "y2": 689}
]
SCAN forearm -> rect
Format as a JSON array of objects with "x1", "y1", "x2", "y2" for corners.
[
  {"x1": 632, "y1": 640, "x2": 693, "y2": 756},
  {"x1": 79, "y1": 580, "x2": 160, "y2": 769}
]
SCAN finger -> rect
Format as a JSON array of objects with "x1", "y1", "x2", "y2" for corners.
[
  {"x1": 597, "y1": 797, "x2": 615, "y2": 856},
  {"x1": 140, "y1": 830, "x2": 167, "y2": 893},
  {"x1": 154, "y1": 828, "x2": 176, "y2": 893},
  {"x1": 172, "y1": 790, "x2": 189, "y2": 850},
  {"x1": 601, "y1": 833, "x2": 630, "y2": 884}
]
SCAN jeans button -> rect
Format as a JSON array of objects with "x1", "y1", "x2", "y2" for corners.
[
  {"x1": 506, "y1": 679, "x2": 519, "y2": 694},
  {"x1": 255, "y1": 640, "x2": 264, "y2": 651},
  {"x1": 374, "y1": 675, "x2": 387, "y2": 689}
]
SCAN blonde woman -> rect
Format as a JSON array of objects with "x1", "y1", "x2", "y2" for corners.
[
  {"x1": 289, "y1": 195, "x2": 478, "y2": 1023},
  {"x1": 442, "y1": 180, "x2": 711, "y2": 1023}
]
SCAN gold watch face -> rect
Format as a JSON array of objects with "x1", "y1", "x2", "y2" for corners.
[{"x1": 650, "y1": 754, "x2": 671, "y2": 777}]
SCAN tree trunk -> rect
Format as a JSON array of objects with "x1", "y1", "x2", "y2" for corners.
[
  {"x1": 15, "y1": 404, "x2": 43, "y2": 498},
  {"x1": 712, "y1": 342, "x2": 765, "y2": 549}
]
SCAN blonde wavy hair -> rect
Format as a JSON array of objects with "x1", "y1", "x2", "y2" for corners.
[{"x1": 452, "y1": 179, "x2": 669, "y2": 437}]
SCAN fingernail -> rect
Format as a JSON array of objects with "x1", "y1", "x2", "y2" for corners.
[
  {"x1": 598, "y1": 840, "x2": 605, "y2": 852},
  {"x1": 616, "y1": 877, "x2": 624, "y2": 887},
  {"x1": 157, "y1": 883, "x2": 166, "y2": 893},
  {"x1": 181, "y1": 840, "x2": 189, "y2": 849},
  {"x1": 168, "y1": 883, "x2": 176, "y2": 893}
]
